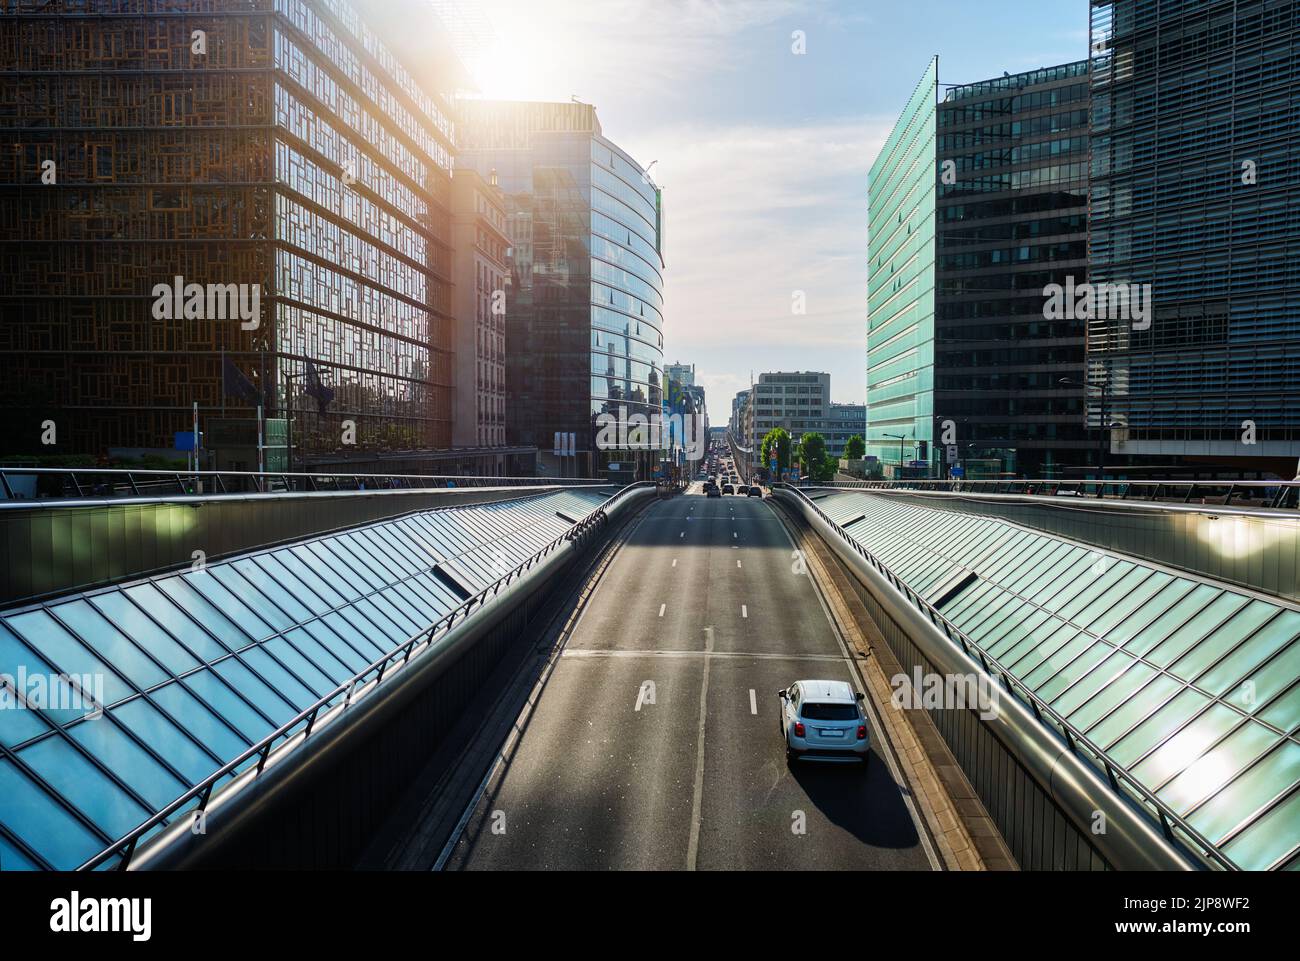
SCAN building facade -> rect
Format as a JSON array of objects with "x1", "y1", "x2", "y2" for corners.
[
  {"x1": 821, "y1": 402, "x2": 866, "y2": 458},
  {"x1": 866, "y1": 57, "x2": 938, "y2": 474},
  {"x1": 936, "y1": 61, "x2": 1092, "y2": 478},
  {"x1": 458, "y1": 100, "x2": 665, "y2": 479},
  {"x1": 666, "y1": 361, "x2": 695, "y2": 388},
  {"x1": 1088, "y1": 0, "x2": 1300, "y2": 474},
  {"x1": 0, "y1": 0, "x2": 458, "y2": 468},
  {"x1": 450, "y1": 167, "x2": 508, "y2": 454},
  {"x1": 749, "y1": 371, "x2": 831, "y2": 451}
]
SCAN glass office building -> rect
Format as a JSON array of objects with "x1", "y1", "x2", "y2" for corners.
[
  {"x1": 459, "y1": 101, "x2": 665, "y2": 478},
  {"x1": 0, "y1": 0, "x2": 456, "y2": 464},
  {"x1": 1089, "y1": 0, "x2": 1300, "y2": 472},
  {"x1": 866, "y1": 58, "x2": 938, "y2": 476},
  {"x1": 937, "y1": 61, "x2": 1092, "y2": 478}
]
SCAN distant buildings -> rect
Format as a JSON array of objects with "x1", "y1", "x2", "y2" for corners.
[
  {"x1": 822, "y1": 403, "x2": 867, "y2": 458},
  {"x1": 0, "y1": 0, "x2": 462, "y2": 469},
  {"x1": 458, "y1": 100, "x2": 665, "y2": 478},
  {"x1": 748, "y1": 372, "x2": 831, "y2": 453}
]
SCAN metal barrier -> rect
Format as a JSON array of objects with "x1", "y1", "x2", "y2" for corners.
[
  {"x1": 77, "y1": 481, "x2": 655, "y2": 871},
  {"x1": 0, "y1": 466, "x2": 608, "y2": 503},
  {"x1": 775, "y1": 482, "x2": 1229, "y2": 870},
  {"x1": 823, "y1": 477, "x2": 1300, "y2": 510}
]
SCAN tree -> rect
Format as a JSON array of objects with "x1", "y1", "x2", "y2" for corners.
[
  {"x1": 844, "y1": 434, "x2": 866, "y2": 459},
  {"x1": 798, "y1": 432, "x2": 828, "y2": 480},
  {"x1": 814, "y1": 453, "x2": 838, "y2": 483},
  {"x1": 760, "y1": 427, "x2": 792, "y2": 476}
]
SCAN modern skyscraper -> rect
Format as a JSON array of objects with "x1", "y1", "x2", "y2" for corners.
[
  {"x1": 458, "y1": 100, "x2": 665, "y2": 479},
  {"x1": 0, "y1": 0, "x2": 459, "y2": 469},
  {"x1": 866, "y1": 58, "x2": 938, "y2": 475},
  {"x1": 450, "y1": 167, "x2": 509, "y2": 456},
  {"x1": 666, "y1": 361, "x2": 695, "y2": 388},
  {"x1": 1088, "y1": 0, "x2": 1300, "y2": 475},
  {"x1": 936, "y1": 61, "x2": 1092, "y2": 478}
]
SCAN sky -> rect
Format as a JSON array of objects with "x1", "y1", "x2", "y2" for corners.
[{"x1": 447, "y1": 0, "x2": 1088, "y2": 413}]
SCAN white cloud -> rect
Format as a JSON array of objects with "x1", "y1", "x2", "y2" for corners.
[{"x1": 640, "y1": 115, "x2": 891, "y2": 404}]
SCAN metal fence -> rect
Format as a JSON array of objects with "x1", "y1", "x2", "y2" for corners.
[
  {"x1": 822, "y1": 477, "x2": 1300, "y2": 510},
  {"x1": 0, "y1": 466, "x2": 608, "y2": 503}
]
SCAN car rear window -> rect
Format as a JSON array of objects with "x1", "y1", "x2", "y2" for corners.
[{"x1": 800, "y1": 702, "x2": 858, "y2": 720}]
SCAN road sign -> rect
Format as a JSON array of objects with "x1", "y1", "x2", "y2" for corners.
[
  {"x1": 946, "y1": 444, "x2": 958, "y2": 464},
  {"x1": 950, "y1": 465, "x2": 965, "y2": 478},
  {"x1": 174, "y1": 431, "x2": 200, "y2": 452}
]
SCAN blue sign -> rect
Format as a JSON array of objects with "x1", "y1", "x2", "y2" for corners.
[
  {"x1": 174, "y1": 431, "x2": 199, "y2": 452},
  {"x1": 770, "y1": 458, "x2": 778, "y2": 472},
  {"x1": 950, "y1": 466, "x2": 965, "y2": 478}
]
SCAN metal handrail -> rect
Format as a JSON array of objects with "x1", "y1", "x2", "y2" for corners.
[
  {"x1": 776, "y1": 482, "x2": 1237, "y2": 871},
  {"x1": 75, "y1": 481, "x2": 654, "y2": 871},
  {"x1": 0, "y1": 466, "x2": 610, "y2": 503},
  {"x1": 819, "y1": 477, "x2": 1300, "y2": 510}
]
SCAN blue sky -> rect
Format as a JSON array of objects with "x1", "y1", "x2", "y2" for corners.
[{"x1": 458, "y1": 0, "x2": 1088, "y2": 410}]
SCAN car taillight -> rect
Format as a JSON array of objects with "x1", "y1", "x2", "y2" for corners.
[
  {"x1": 794, "y1": 722, "x2": 805, "y2": 738},
  {"x1": 857, "y1": 725, "x2": 867, "y2": 740}
]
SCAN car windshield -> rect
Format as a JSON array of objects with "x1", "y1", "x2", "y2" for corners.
[{"x1": 801, "y1": 702, "x2": 858, "y2": 721}]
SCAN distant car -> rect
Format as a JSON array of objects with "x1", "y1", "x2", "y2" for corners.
[
  {"x1": 778, "y1": 680, "x2": 869, "y2": 768},
  {"x1": 706, "y1": 486, "x2": 722, "y2": 498},
  {"x1": 722, "y1": 483, "x2": 734, "y2": 495},
  {"x1": 746, "y1": 486, "x2": 762, "y2": 497}
]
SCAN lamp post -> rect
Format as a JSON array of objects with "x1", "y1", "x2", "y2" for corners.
[
  {"x1": 1060, "y1": 377, "x2": 1111, "y2": 474},
  {"x1": 883, "y1": 431, "x2": 909, "y2": 479}
]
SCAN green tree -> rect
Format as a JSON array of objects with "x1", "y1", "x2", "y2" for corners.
[
  {"x1": 820, "y1": 453, "x2": 840, "y2": 483},
  {"x1": 760, "y1": 427, "x2": 792, "y2": 476},
  {"x1": 844, "y1": 434, "x2": 866, "y2": 459},
  {"x1": 798, "y1": 432, "x2": 828, "y2": 480}
]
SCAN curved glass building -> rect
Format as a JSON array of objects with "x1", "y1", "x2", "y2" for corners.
[{"x1": 459, "y1": 101, "x2": 665, "y2": 477}]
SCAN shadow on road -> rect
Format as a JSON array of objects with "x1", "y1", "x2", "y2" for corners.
[{"x1": 788, "y1": 750, "x2": 923, "y2": 851}]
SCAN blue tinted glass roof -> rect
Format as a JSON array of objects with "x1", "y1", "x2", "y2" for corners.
[
  {"x1": 0, "y1": 487, "x2": 616, "y2": 870},
  {"x1": 815, "y1": 490, "x2": 1300, "y2": 870}
]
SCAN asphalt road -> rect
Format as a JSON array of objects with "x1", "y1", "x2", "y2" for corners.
[{"x1": 439, "y1": 486, "x2": 934, "y2": 870}]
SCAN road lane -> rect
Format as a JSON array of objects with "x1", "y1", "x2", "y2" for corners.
[{"x1": 440, "y1": 489, "x2": 932, "y2": 870}]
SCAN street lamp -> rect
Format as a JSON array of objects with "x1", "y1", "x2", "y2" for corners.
[
  {"x1": 883, "y1": 432, "x2": 909, "y2": 478},
  {"x1": 1060, "y1": 377, "x2": 1117, "y2": 474}
]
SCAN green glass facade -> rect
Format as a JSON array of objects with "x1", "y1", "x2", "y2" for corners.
[{"x1": 867, "y1": 58, "x2": 938, "y2": 476}]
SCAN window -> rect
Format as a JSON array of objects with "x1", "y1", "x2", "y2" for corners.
[{"x1": 801, "y1": 703, "x2": 859, "y2": 720}]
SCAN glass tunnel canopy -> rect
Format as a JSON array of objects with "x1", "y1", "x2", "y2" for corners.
[
  {"x1": 811, "y1": 490, "x2": 1300, "y2": 871},
  {"x1": 0, "y1": 486, "x2": 618, "y2": 871}
]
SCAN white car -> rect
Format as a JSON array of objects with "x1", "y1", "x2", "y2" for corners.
[{"x1": 778, "y1": 680, "x2": 869, "y2": 768}]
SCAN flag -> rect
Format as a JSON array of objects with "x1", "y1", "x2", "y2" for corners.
[
  {"x1": 305, "y1": 359, "x2": 335, "y2": 413},
  {"x1": 223, "y1": 356, "x2": 261, "y2": 405}
]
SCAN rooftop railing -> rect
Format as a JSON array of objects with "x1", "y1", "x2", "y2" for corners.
[
  {"x1": 819, "y1": 477, "x2": 1300, "y2": 510},
  {"x1": 0, "y1": 466, "x2": 610, "y2": 504}
]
